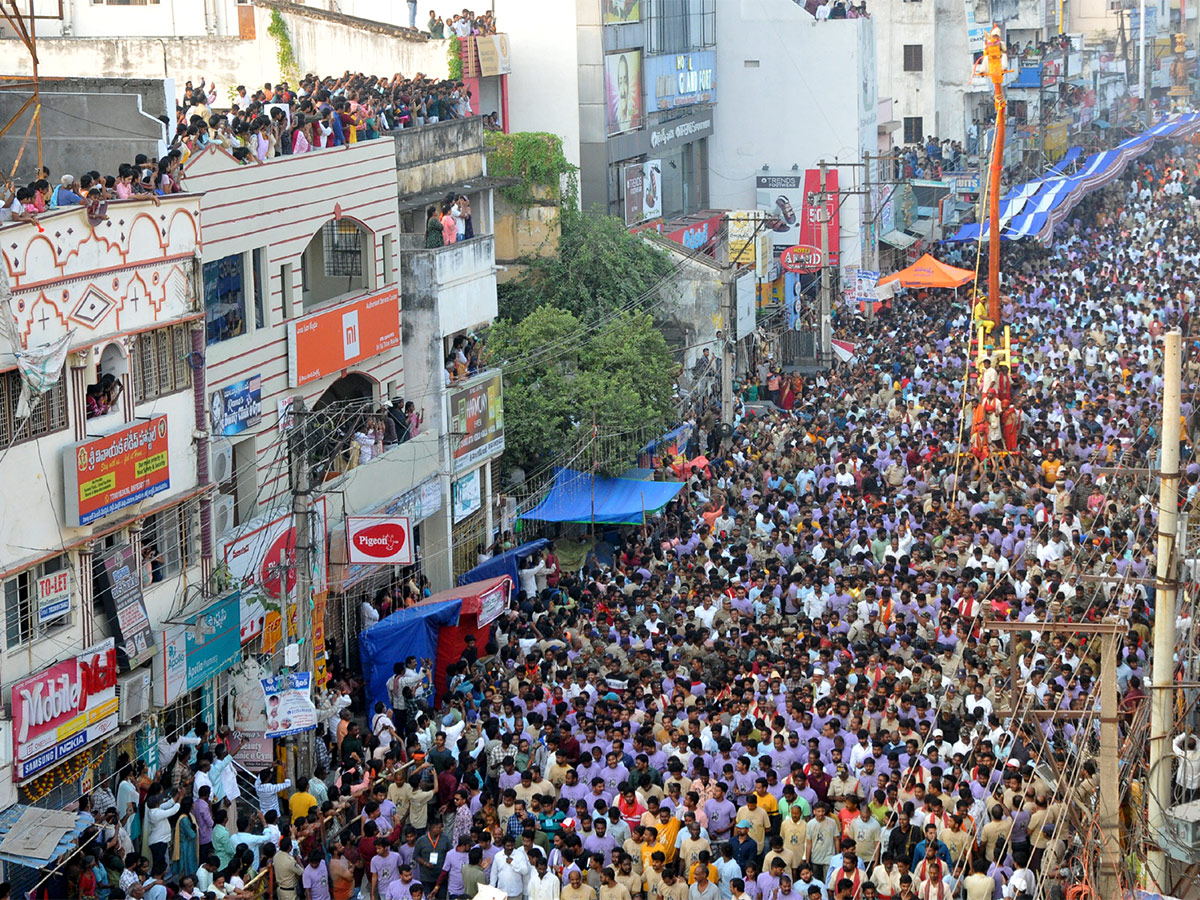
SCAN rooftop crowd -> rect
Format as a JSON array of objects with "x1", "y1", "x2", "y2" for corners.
[{"x1": 16, "y1": 128, "x2": 1200, "y2": 900}]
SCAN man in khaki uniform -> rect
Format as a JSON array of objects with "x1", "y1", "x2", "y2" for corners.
[{"x1": 735, "y1": 793, "x2": 771, "y2": 849}]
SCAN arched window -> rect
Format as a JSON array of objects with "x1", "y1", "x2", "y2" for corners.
[{"x1": 301, "y1": 219, "x2": 372, "y2": 312}]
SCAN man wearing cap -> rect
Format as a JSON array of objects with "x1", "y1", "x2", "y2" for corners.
[{"x1": 731, "y1": 820, "x2": 758, "y2": 873}]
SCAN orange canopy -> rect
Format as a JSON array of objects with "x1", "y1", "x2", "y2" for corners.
[{"x1": 879, "y1": 253, "x2": 975, "y2": 289}]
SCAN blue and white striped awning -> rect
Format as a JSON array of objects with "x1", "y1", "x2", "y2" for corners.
[{"x1": 947, "y1": 113, "x2": 1200, "y2": 243}]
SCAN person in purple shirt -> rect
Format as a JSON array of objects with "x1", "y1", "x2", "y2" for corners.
[
  {"x1": 194, "y1": 787, "x2": 214, "y2": 858},
  {"x1": 438, "y1": 834, "x2": 472, "y2": 897},
  {"x1": 373, "y1": 838, "x2": 402, "y2": 898},
  {"x1": 303, "y1": 848, "x2": 333, "y2": 900},
  {"x1": 582, "y1": 817, "x2": 619, "y2": 860}
]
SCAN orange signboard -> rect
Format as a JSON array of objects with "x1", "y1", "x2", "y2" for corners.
[
  {"x1": 286, "y1": 288, "x2": 402, "y2": 387},
  {"x1": 63, "y1": 416, "x2": 170, "y2": 526}
]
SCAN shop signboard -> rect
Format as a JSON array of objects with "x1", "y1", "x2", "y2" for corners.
[
  {"x1": 221, "y1": 500, "x2": 328, "y2": 644},
  {"x1": 478, "y1": 579, "x2": 509, "y2": 627},
  {"x1": 211, "y1": 375, "x2": 262, "y2": 436},
  {"x1": 262, "y1": 672, "x2": 317, "y2": 738},
  {"x1": 286, "y1": 288, "x2": 401, "y2": 387},
  {"x1": 63, "y1": 416, "x2": 170, "y2": 526},
  {"x1": 646, "y1": 110, "x2": 713, "y2": 154},
  {"x1": 781, "y1": 244, "x2": 823, "y2": 273},
  {"x1": 448, "y1": 372, "x2": 504, "y2": 471},
  {"x1": 12, "y1": 638, "x2": 119, "y2": 781},
  {"x1": 475, "y1": 34, "x2": 512, "y2": 76},
  {"x1": 623, "y1": 160, "x2": 663, "y2": 226},
  {"x1": 452, "y1": 469, "x2": 483, "y2": 523},
  {"x1": 346, "y1": 516, "x2": 413, "y2": 566},
  {"x1": 645, "y1": 50, "x2": 716, "y2": 111},
  {"x1": 153, "y1": 590, "x2": 243, "y2": 706},
  {"x1": 94, "y1": 544, "x2": 157, "y2": 671},
  {"x1": 663, "y1": 214, "x2": 722, "y2": 253}
]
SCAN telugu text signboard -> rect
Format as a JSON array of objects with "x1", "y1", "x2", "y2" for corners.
[
  {"x1": 12, "y1": 638, "x2": 119, "y2": 781},
  {"x1": 448, "y1": 372, "x2": 504, "y2": 471},
  {"x1": 63, "y1": 416, "x2": 170, "y2": 526}
]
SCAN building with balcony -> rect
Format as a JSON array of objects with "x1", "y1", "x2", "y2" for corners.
[
  {"x1": 0, "y1": 192, "x2": 207, "y2": 820},
  {"x1": 3, "y1": 1, "x2": 448, "y2": 98},
  {"x1": 495, "y1": 0, "x2": 716, "y2": 228},
  {"x1": 391, "y1": 117, "x2": 502, "y2": 588}
]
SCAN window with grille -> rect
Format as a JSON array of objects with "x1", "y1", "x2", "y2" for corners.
[
  {"x1": 142, "y1": 498, "x2": 202, "y2": 582},
  {"x1": 903, "y1": 117, "x2": 924, "y2": 144},
  {"x1": 646, "y1": 0, "x2": 716, "y2": 52},
  {"x1": 4, "y1": 555, "x2": 71, "y2": 650},
  {"x1": 903, "y1": 45, "x2": 924, "y2": 72},
  {"x1": 131, "y1": 323, "x2": 192, "y2": 404},
  {"x1": 0, "y1": 368, "x2": 68, "y2": 448},
  {"x1": 322, "y1": 221, "x2": 365, "y2": 277}
]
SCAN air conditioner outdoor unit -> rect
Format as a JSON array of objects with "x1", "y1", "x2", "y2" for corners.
[
  {"x1": 118, "y1": 670, "x2": 152, "y2": 724},
  {"x1": 213, "y1": 493, "x2": 236, "y2": 537},
  {"x1": 210, "y1": 438, "x2": 234, "y2": 484}
]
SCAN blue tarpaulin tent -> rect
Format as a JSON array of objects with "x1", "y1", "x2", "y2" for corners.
[
  {"x1": 360, "y1": 598, "x2": 463, "y2": 712},
  {"x1": 456, "y1": 538, "x2": 549, "y2": 588},
  {"x1": 520, "y1": 467, "x2": 685, "y2": 525}
]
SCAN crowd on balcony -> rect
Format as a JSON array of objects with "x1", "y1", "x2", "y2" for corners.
[
  {"x1": 426, "y1": 7, "x2": 499, "y2": 36},
  {"x1": 168, "y1": 72, "x2": 488, "y2": 165},
  {"x1": 0, "y1": 155, "x2": 183, "y2": 226}
]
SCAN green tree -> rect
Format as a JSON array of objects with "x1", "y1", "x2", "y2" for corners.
[
  {"x1": 498, "y1": 210, "x2": 673, "y2": 324},
  {"x1": 488, "y1": 306, "x2": 675, "y2": 475}
]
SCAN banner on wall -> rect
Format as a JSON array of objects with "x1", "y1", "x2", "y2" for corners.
[
  {"x1": 602, "y1": 0, "x2": 640, "y2": 25},
  {"x1": 262, "y1": 672, "x2": 318, "y2": 738},
  {"x1": 153, "y1": 590, "x2": 243, "y2": 707},
  {"x1": 623, "y1": 160, "x2": 662, "y2": 225},
  {"x1": 605, "y1": 50, "x2": 644, "y2": 135},
  {"x1": 94, "y1": 544, "x2": 157, "y2": 671},
  {"x1": 220, "y1": 499, "x2": 328, "y2": 645},
  {"x1": 63, "y1": 416, "x2": 170, "y2": 526},
  {"x1": 448, "y1": 372, "x2": 504, "y2": 471},
  {"x1": 755, "y1": 170, "x2": 840, "y2": 263}
]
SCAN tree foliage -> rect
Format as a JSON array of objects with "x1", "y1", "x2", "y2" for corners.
[
  {"x1": 488, "y1": 306, "x2": 675, "y2": 475},
  {"x1": 497, "y1": 210, "x2": 674, "y2": 324}
]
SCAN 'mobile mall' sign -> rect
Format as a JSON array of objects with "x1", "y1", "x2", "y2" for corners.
[{"x1": 647, "y1": 112, "x2": 713, "y2": 153}]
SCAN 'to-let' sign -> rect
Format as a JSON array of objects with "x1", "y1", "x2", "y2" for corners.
[
  {"x1": 781, "y1": 244, "x2": 823, "y2": 273},
  {"x1": 346, "y1": 516, "x2": 413, "y2": 566}
]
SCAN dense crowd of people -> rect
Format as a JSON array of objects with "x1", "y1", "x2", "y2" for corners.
[{"x1": 10, "y1": 118, "x2": 1199, "y2": 900}]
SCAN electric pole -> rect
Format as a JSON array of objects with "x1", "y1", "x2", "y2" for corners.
[
  {"x1": 862, "y1": 150, "x2": 875, "y2": 272},
  {"x1": 721, "y1": 268, "x2": 736, "y2": 430},
  {"x1": 818, "y1": 160, "x2": 832, "y2": 368},
  {"x1": 288, "y1": 395, "x2": 314, "y2": 781},
  {"x1": 1148, "y1": 329, "x2": 1183, "y2": 890}
]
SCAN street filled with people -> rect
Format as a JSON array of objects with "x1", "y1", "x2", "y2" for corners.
[{"x1": 16, "y1": 128, "x2": 1200, "y2": 900}]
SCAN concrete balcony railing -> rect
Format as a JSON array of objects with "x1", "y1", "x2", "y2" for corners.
[
  {"x1": 400, "y1": 234, "x2": 498, "y2": 338},
  {"x1": 388, "y1": 117, "x2": 487, "y2": 197}
]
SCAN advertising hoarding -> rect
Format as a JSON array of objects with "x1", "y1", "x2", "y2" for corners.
[{"x1": 63, "y1": 416, "x2": 170, "y2": 527}]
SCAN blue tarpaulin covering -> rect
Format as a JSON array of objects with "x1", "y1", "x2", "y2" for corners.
[
  {"x1": 1045, "y1": 146, "x2": 1081, "y2": 175},
  {"x1": 520, "y1": 467, "x2": 685, "y2": 525},
  {"x1": 360, "y1": 598, "x2": 463, "y2": 711},
  {"x1": 1011, "y1": 67, "x2": 1042, "y2": 88},
  {"x1": 456, "y1": 538, "x2": 549, "y2": 589},
  {"x1": 947, "y1": 113, "x2": 1200, "y2": 244}
]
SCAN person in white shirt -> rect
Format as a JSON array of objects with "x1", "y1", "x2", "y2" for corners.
[
  {"x1": 489, "y1": 835, "x2": 531, "y2": 900},
  {"x1": 254, "y1": 769, "x2": 292, "y2": 816},
  {"x1": 528, "y1": 854, "x2": 561, "y2": 900},
  {"x1": 147, "y1": 788, "x2": 183, "y2": 871}
]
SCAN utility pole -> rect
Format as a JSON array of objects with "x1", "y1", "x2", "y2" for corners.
[
  {"x1": 818, "y1": 160, "x2": 832, "y2": 368},
  {"x1": 288, "y1": 395, "x2": 313, "y2": 783},
  {"x1": 1139, "y1": 0, "x2": 1148, "y2": 124},
  {"x1": 862, "y1": 150, "x2": 875, "y2": 271},
  {"x1": 988, "y1": 619, "x2": 1125, "y2": 897},
  {"x1": 720, "y1": 266, "x2": 736, "y2": 430},
  {"x1": 1148, "y1": 329, "x2": 1183, "y2": 891}
]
